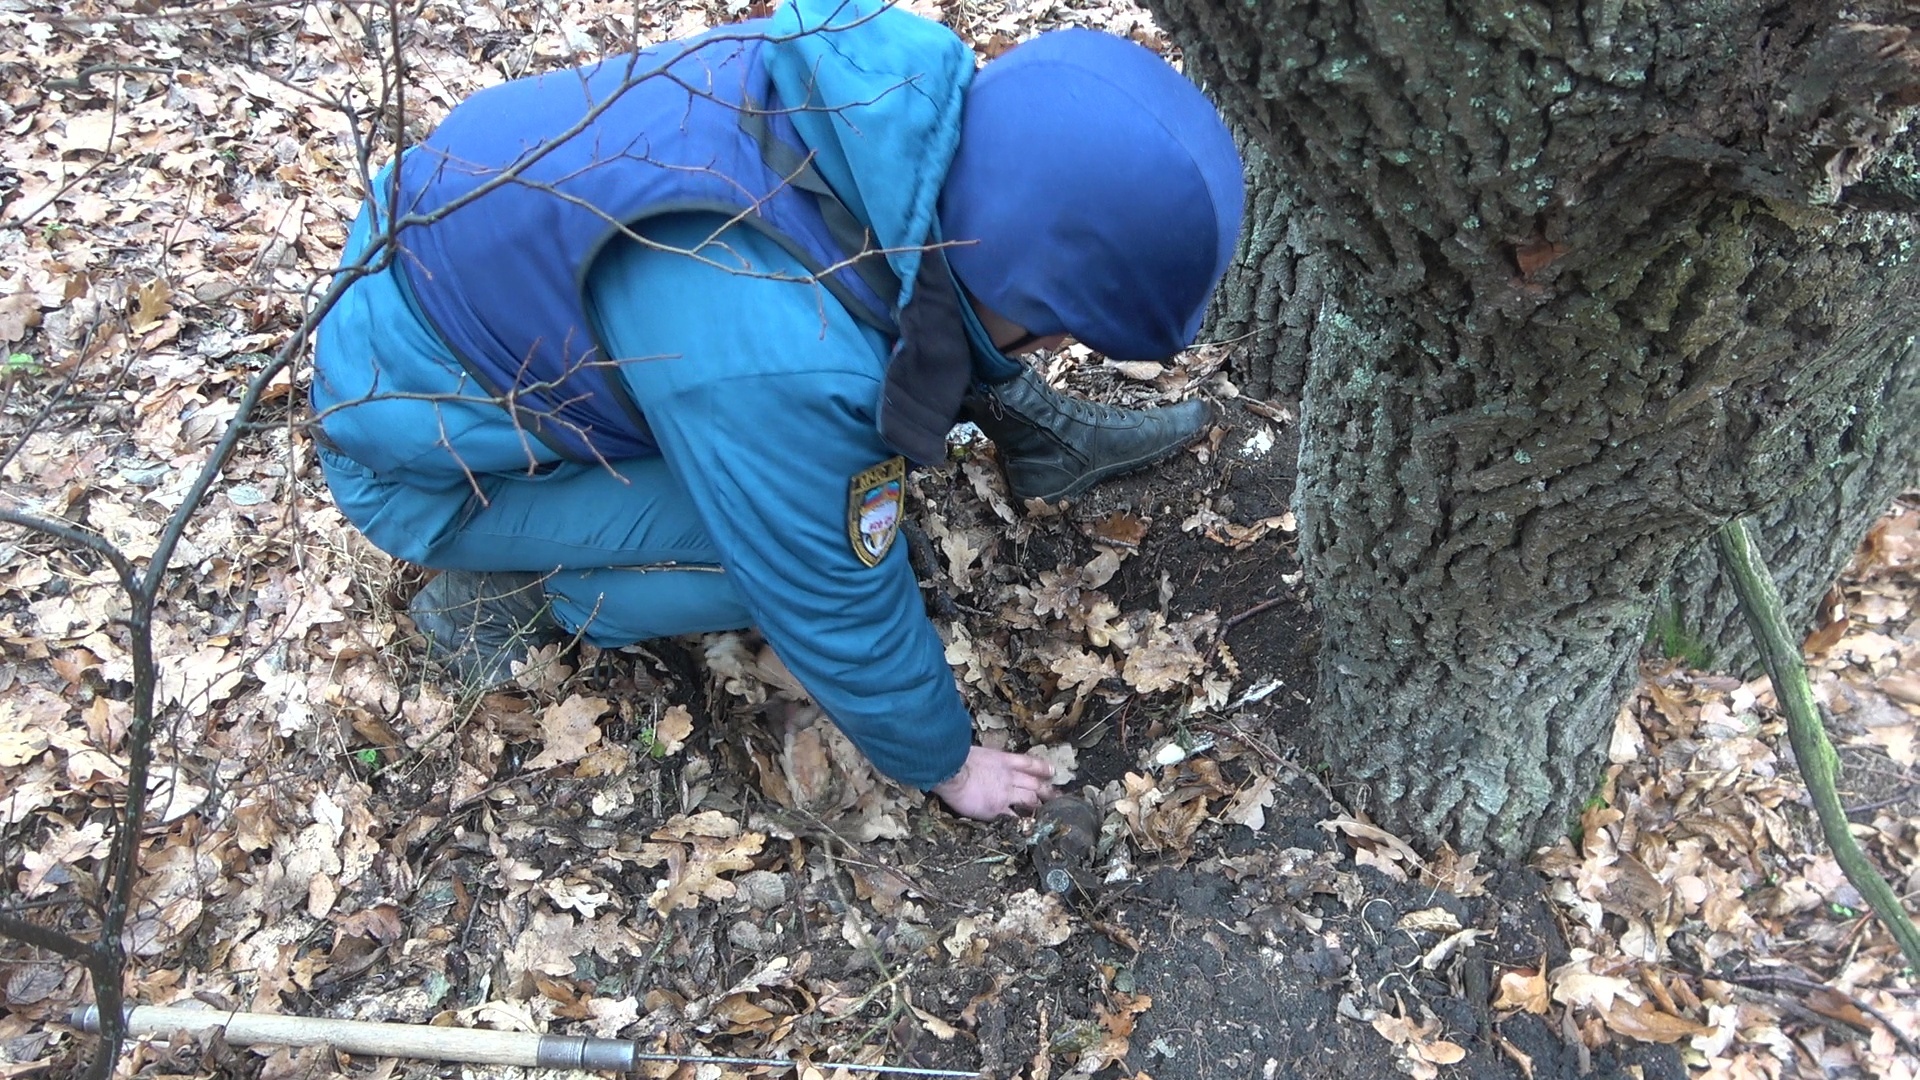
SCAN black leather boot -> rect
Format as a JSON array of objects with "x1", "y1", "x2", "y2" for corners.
[
  {"x1": 408, "y1": 570, "x2": 568, "y2": 689},
  {"x1": 962, "y1": 366, "x2": 1212, "y2": 502}
]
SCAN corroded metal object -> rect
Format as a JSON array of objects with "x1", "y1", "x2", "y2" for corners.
[{"x1": 1032, "y1": 795, "x2": 1102, "y2": 896}]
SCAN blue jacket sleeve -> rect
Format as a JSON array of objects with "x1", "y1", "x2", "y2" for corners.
[{"x1": 586, "y1": 216, "x2": 972, "y2": 789}]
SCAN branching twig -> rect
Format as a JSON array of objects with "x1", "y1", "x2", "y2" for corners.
[
  {"x1": 0, "y1": 509, "x2": 140, "y2": 594},
  {"x1": 0, "y1": 915, "x2": 99, "y2": 966}
]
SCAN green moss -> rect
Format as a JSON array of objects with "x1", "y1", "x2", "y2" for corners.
[{"x1": 1648, "y1": 590, "x2": 1714, "y2": 669}]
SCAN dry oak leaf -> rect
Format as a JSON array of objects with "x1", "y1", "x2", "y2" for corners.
[
  {"x1": 1113, "y1": 771, "x2": 1187, "y2": 854},
  {"x1": 1106, "y1": 359, "x2": 1164, "y2": 381},
  {"x1": 1086, "y1": 511, "x2": 1149, "y2": 550},
  {"x1": 1028, "y1": 743, "x2": 1079, "y2": 785},
  {"x1": 50, "y1": 112, "x2": 118, "y2": 154},
  {"x1": 526, "y1": 694, "x2": 607, "y2": 770},
  {"x1": 1420, "y1": 928, "x2": 1487, "y2": 972},
  {"x1": 1396, "y1": 907, "x2": 1464, "y2": 934},
  {"x1": 1217, "y1": 774, "x2": 1275, "y2": 832},
  {"x1": 1422, "y1": 845, "x2": 1491, "y2": 898},
  {"x1": 20, "y1": 820, "x2": 108, "y2": 897},
  {"x1": 0, "y1": 287, "x2": 39, "y2": 344},
  {"x1": 1880, "y1": 672, "x2": 1920, "y2": 706},
  {"x1": 635, "y1": 812, "x2": 766, "y2": 914},
  {"x1": 1369, "y1": 1007, "x2": 1457, "y2": 1080},
  {"x1": 0, "y1": 703, "x2": 54, "y2": 768},
  {"x1": 1180, "y1": 505, "x2": 1296, "y2": 549},
  {"x1": 1118, "y1": 612, "x2": 1217, "y2": 694},
  {"x1": 993, "y1": 889, "x2": 1073, "y2": 947},
  {"x1": 1550, "y1": 949, "x2": 1642, "y2": 1013},
  {"x1": 940, "y1": 527, "x2": 988, "y2": 591},
  {"x1": 505, "y1": 909, "x2": 642, "y2": 982},
  {"x1": 1041, "y1": 640, "x2": 1114, "y2": 693},
  {"x1": 1074, "y1": 991, "x2": 1153, "y2": 1074},
  {"x1": 912, "y1": 1005, "x2": 962, "y2": 1042},
  {"x1": 1320, "y1": 816, "x2": 1425, "y2": 877},
  {"x1": 1493, "y1": 966, "x2": 1551, "y2": 1015},
  {"x1": 651, "y1": 704, "x2": 694, "y2": 756}
]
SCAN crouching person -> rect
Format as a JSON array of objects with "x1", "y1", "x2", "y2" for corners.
[{"x1": 309, "y1": 0, "x2": 1244, "y2": 820}]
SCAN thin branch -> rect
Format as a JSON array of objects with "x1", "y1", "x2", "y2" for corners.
[
  {"x1": 46, "y1": 65, "x2": 180, "y2": 93},
  {"x1": 0, "y1": 508, "x2": 141, "y2": 594},
  {"x1": 1221, "y1": 595, "x2": 1288, "y2": 634},
  {"x1": 1715, "y1": 518, "x2": 1920, "y2": 970},
  {"x1": 1716, "y1": 969, "x2": 1920, "y2": 1059},
  {"x1": 0, "y1": 915, "x2": 96, "y2": 966}
]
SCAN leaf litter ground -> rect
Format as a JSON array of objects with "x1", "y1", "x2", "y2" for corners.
[{"x1": 1, "y1": 1, "x2": 1918, "y2": 1079}]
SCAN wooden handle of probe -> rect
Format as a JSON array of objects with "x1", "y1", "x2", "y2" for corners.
[{"x1": 71, "y1": 1005, "x2": 633, "y2": 1069}]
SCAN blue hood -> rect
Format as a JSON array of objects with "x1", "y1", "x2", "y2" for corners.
[{"x1": 938, "y1": 30, "x2": 1246, "y2": 361}]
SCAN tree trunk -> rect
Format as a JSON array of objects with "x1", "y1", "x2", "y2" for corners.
[
  {"x1": 1663, "y1": 336, "x2": 1920, "y2": 671},
  {"x1": 1202, "y1": 141, "x2": 1322, "y2": 402},
  {"x1": 1151, "y1": 0, "x2": 1920, "y2": 855}
]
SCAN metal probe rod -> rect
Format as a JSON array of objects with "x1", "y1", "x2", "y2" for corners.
[{"x1": 71, "y1": 1005, "x2": 982, "y2": 1077}]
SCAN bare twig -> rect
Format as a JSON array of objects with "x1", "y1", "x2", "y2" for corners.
[
  {"x1": 1221, "y1": 594, "x2": 1287, "y2": 635},
  {"x1": 1715, "y1": 969, "x2": 1920, "y2": 1059},
  {"x1": 1716, "y1": 518, "x2": 1920, "y2": 971},
  {"x1": 46, "y1": 65, "x2": 179, "y2": 92}
]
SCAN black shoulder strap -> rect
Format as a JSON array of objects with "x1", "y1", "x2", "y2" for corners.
[
  {"x1": 737, "y1": 104, "x2": 901, "y2": 329},
  {"x1": 877, "y1": 243, "x2": 973, "y2": 464}
]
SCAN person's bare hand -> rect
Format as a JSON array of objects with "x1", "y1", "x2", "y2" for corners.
[{"x1": 931, "y1": 745, "x2": 1057, "y2": 820}]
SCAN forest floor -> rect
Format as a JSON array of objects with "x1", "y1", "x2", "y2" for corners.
[{"x1": 2, "y1": 1, "x2": 1919, "y2": 1079}]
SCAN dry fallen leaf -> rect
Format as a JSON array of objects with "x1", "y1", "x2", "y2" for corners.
[
  {"x1": 526, "y1": 694, "x2": 607, "y2": 770},
  {"x1": 636, "y1": 825, "x2": 766, "y2": 914},
  {"x1": 1396, "y1": 907, "x2": 1463, "y2": 934},
  {"x1": 911, "y1": 1006, "x2": 961, "y2": 1041},
  {"x1": 1599, "y1": 998, "x2": 1709, "y2": 1044},
  {"x1": 1880, "y1": 673, "x2": 1920, "y2": 706},
  {"x1": 1027, "y1": 743, "x2": 1079, "y2": 785},
  {"x1": 1420, "y1": 928, "x2": 1486, "y2": 971},
  {"x1": 20, "y1": 821, "x2": 109, "y2": 897},
  {"x1": 1321, "y1": 816, "x2": 1425, "y2": 875},
  {"x1": 1218, "y1": 774, "x2": 1275, "y2": 831},
  {"x1": 1493, "y1": 966, "x2": 1551, "y2": 1015},
  {"x1": 1550, "y1": 949, "x2": 1643, "y2": 1013},
  {"x1": 651, "y1": 703, "x2": 694, "y2": 756},
  {"x1": 1087, "y1": 511, "x2": 1149, "y2": 549},
  {"x1": 1118, "y1": 612, "x2": 1218, "y2": 694},
  {"x1": 1422, "y1": 845, "x2": 1491, "y2": 898}
]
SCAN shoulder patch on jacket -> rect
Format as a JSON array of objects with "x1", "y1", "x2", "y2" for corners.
[{"x1": 848, "y1": 457, "x2": 906, "y2": 567}]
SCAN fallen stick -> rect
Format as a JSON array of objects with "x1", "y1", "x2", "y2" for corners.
[
  {"x1": 70, "y1": 1005, "x2": 982, "y2": 1078},
  {"x1": 1716, "y1": 518, "x2": 1920, "y2": 971}
]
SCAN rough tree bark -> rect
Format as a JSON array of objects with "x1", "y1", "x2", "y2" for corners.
[
  {"x1": 1663, "y1": 322, "x2": 1920, "y2": 669},
  {"x1": 1148, "y1": 1, "x2": 1920, "y2": 855}
]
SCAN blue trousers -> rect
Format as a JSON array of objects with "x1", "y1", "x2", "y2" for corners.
[{"x1": 321, "y1": 447, "x2": 751, "y2": 646}]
